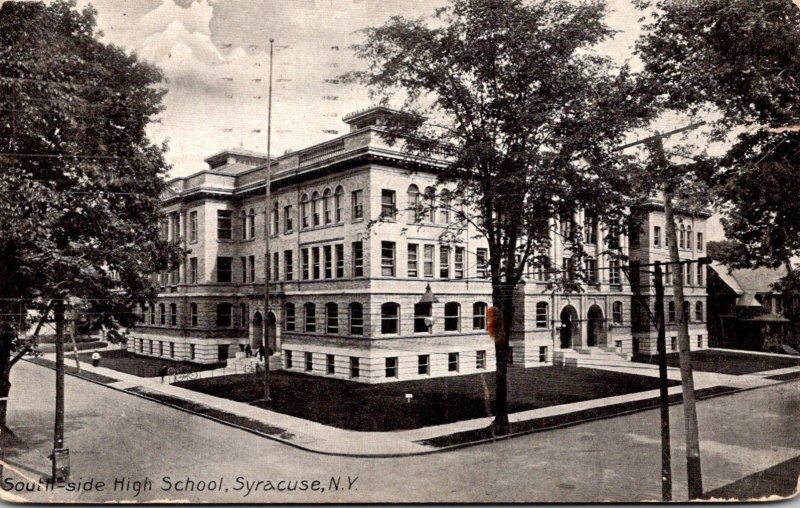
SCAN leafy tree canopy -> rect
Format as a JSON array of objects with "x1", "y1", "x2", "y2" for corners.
[{"x1": 0, "y1": 0, "x2": 181, "y2": 366}]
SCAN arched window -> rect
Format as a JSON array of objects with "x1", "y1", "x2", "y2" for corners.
[
  {"x1": 686, "y1": 225, "x2": 693, "y2": 250},
  {"x1": 159, "y1": 303, "x2": 166, "y2": 325},
  {"x1": 325, "y1": 302, "x2": 338, "y2": 334},
  {"x1": 679, "y1": 225, "x2": 685, "y2": 249},
  {"x1": 407, "y1": 184, "x2": 420, "y2": 223},
  {"x1": 150, "y1": 303, "x2": 155, "y2": 325},
  {"x1": 311, "y1": 191, "x2": 320, "y2": 226},
  {"x1": 536, "y1": 302, "x2": 548, "y2": 328},
  {"x1": 241, "y1": 210, "x2": 248, "y2": 240},
  {"x1": 668, "y1": 301, "x2": 676, "y2": 322},
  {"x1": 439, "y1": 190, "x2": 451, "y2": 224},
  {"x1": 414, "y1": 302, "x2": 432, "y2": 333},
  {"x1": 612, "y1": 301, "x2": 623, "y2": 324},
  {"x1": 381, "y1": 302, "x2": 400, "y2": 334},
  {"x1": 190, "y1": 303, "x2": 198, "y2": 327},
  {"x1": 695, "y1": 301, "x2": 704, "y2": 322},
  {"x1": 170, "y1": 303, "x2": 177, "y2": 326},
  {"x1": 349, "y1": 302, "x2": 363, "y2": 335},
  {"x1": 473, "y1": 302, "x2": 488, "y2": 330},
  {"x1": 304, "y1": 302, "x2": 316, "y2": 332},
  {"x1": 216, "y1": 303, "x2": 232, "y2": 328},
  {"x1": 323, "y1": 188, "x2": 332, "y2": 224},
  {"x1": 300, "y1": 194, "x2": 310, "y2": 228},
  {"x1": 334, "y1": 186, "x2": 344, "y2": 223},
  {"x1": 285, "y1": 303, "x2": 295, "y2": 331},
  {"x1": 424, "y1": 187, "x2": 436, "y2": 223},
  {"x1": 248, "y1": 208, "x2": 256, "y2": 239},
  {"x1": 683, "y1": 301, "x2": 691, "y2": 322},
  {"x1": 444, "y1": 302, "x2": 460, "y2": 331}
]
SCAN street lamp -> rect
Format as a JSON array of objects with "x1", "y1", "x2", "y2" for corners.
[{"x1": 418, "y1": 283, "x2": 439, "y2": 304}]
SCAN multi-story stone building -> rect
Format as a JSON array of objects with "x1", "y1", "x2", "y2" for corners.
[{"x1": 130, "y1": 106, "x2": 710, "y2": 382}]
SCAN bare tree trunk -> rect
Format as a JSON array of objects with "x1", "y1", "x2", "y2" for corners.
[{"x1": 664, "y1": 191, "x2": 703, "y2": 500}]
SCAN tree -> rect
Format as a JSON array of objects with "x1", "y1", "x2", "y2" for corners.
[
  {"x1": 635, "y1": 0, "x2": 800, "y2": 498},
  {"x1": 348, "y1": 0, "x2": 648, "y2": 431},
  {"x1": 0, "y1": 0, "x2": 181, "y2": 427}
]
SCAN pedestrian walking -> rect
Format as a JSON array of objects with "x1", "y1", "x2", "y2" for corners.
[
  {"x1": 257, "y1": 344, "x2": 265, "y2": 361},
  {"x1": 91, "y1": 351, "x2": 101, "y2": 367},
  {"x1": 245, "y1": 344, "x2": 252, "y2": 358},
  {"x1": 159, "y1": 365, "x2": 169, "y2": 383}
]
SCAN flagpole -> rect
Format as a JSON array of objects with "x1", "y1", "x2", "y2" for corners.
[{"x1": 262, "y1": 37, "x2": 274, "y2": 402}]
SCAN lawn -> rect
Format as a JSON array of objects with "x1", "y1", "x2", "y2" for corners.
[
  {"x1": 69, "y1": 348, "x2": 225, "y2": 377},
  {"x1": 633, "y1": 349, "x2": 800, "y2": 376},
  {"x1": 175, "y1": 366, "x2": 679, "y2": 432}
]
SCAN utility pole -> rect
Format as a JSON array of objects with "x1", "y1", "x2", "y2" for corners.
[
  {"x1": 653, "y1": 261, "x2": 672, "y2": 501},
  {"x1": 51, "y1": 298, "x2": 68, "y2": 484},
  {"x1": 261, "y1": 38, "x2": 275, "y2": 403}
]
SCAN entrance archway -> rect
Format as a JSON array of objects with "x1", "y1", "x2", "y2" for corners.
[
  {"x1": 266, "y1": 312, "x2": 277, "y2": 351},
  {"x1": 587, "y1": 305, "x2": 606, "y2": 347},
  {"x1": 560, "y1": 305, "x2": 580, "y2": 349},
  {"x1": 251, "y1": 312, "x2": 263, "y2": 349}
]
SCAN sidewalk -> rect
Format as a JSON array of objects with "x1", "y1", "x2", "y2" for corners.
[{"x1": 24, "y1": 348, "x2": 800, "y2": 457}]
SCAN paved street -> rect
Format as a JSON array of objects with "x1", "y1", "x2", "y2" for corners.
[{"x1": 2, "y1": 360, "x2": 799, "y2": 503}]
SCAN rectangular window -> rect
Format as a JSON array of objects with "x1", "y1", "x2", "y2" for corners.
[
  {"x1": 241, "y1": 256, "x2": 247, "y2": 283},
  {"x1": 454, "y1": 247, "x2": 464, "y2": 279},
  {"x1": 249, "y1": 255, "x2": 255, "y2": 283},
  {"x1": 352, "y1": 190, "x2": 364, "y2": 220},
  {"x1": 271, "y1": 205, "x2": 279, "y2": 236},
  {"x1": 216, "y1": 257, "x2": 232, "y2": 283},
  {"x1": 273, "y1": 252, "x2": 279, "y2": 281},
  {"x1": 312, "y1": 247, "x2": 320, "y2": 279},
  {"x1": 324, "y1": 245, "x2": 333, "y2": 279},
  {"x1": 284, "y1": 205, "x2": 293, "y2": 233},
  {"x1": 189, "y1": 257, "x2": 198, "y2": 284},
  {"x1": 284, "y1": 250, "x2": 293, "y2": 281},
  {"x1": 350, "y1": 357, "x2": 360, "y2": 378},
  {"x1": 609, "y1": 258, "x2": 621, "y2": 285},
  {"x1": 190, "y1": 344, "x2": 195, "y2": 360},
  {"x1": 423, "y1": 245, "x2": 435, "y2": 277},
  {"x1": 385, "y1": 357, "x2": 398, "y2": 378},
  {"x1": 476, "y1": 248, "x2": 488, "y2": 278},
  {"x1": 686, "y1": 262, "x2": 693, "y2": 285},
  {"x1": 407, "y1": 244, "x2": 419, "y2": 277},
  {"x1": 381, "y1": 189, "x2": 396, "y2": 219},
  {"x1": 586, "y1": 258, "x2": 597, "y2": 284},
  {"x1": 242, "y1": 212, "x2": 248, "y2": 240},
  {"x1": 697, "y1": 232, "x2": 704, "y2": 251},
  {"x1": 217, "y1": 210, "x2": 232, "y2": 240},
  {"x1": 671, "y1": 337, "x2": 677, "y2": 351},
  {"x1": 190, "y1": 304, "x2": 198, "y2": 327},
  {"x1": 448, "y1": 352, "x2": 459, "y2": 372},
  {"x1": 170, "y1": 342, "x2": 175, "y2": 358},
  {"x1": 440, "y1": 246, "x2": 450, "y2": 278},
  {"x1": 302, "y1": 248, "x2": 310, "y2": 280},
  {"x1": 305, "y1": 352, "x2": 313, "y2": 372},
  {"x1": 697, "y1": 264, "x2": 703, "y2": 286},
  {"x1": 539, "y1": 346, "x2": 548, "y2": 363},
  {"x1": 697, "y1": 335, "x2": 703, "y2": 348},
  {"x1": 381, "y1": 241, "x2": 396, "y2": 277},
  {"x1": 285, "y1": 350, "x2": 293, "y2": 369},
  {"x1": 189, "y1": 211, "x2": 198, "y2": 243},
  {"x1": 249, "y1": 211, "x2": 255, "y2": 239},
  {"x1": 352, "y1": 241, "x2": 364, "y2": 277},
  {"x1": 170, "y1": 305, "x2": 177, "y2": 326},
  {"x1": 654, "y1": 226, "x2": 661, "y2": 247},
  {"x1": 285, "y1": 305, "x2": 295, "y2": 331},
  {"x1": 476, "y1": 350, "x2": 486, "y2": 369},
  {"x1": 418, "y1": 355, "x2": 430, "y2": 375},
  {"x1": 335, "y1": 244, "x2": 344, "y2": 278},
  {"x1": 326, "y1": 354, "x2": 335, "y2": 375}
]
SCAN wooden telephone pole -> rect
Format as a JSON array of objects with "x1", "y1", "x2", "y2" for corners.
[
  {"x1": 261, "y1": 38, "x2": 275, "y2": 403},
  {"x1": 653, "y1": 261, "x2": 672, "y2": 501}
]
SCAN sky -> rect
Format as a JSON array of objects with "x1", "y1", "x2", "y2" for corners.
[{"x1": 64, "y1": 0, "x2": 651, "y2": 178}]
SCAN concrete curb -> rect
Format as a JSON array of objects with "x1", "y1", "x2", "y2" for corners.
[{"x1": 22, "y1": 357, "x2": 797, "y2": 459}]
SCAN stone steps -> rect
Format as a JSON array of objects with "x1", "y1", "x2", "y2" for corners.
[{"x1": 553, "y1": 347, "x2": 631, "y2": 368}]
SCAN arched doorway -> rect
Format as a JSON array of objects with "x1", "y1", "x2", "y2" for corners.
[
  {"x1": 587, "y1": 305, "x2": 606, "y2": 347},
  {"x1": 251, "y1": 312, "x2": 263, "y2": 349},
  {"x1": 560, "y1": 305, "x2": 580, "y2": 349},
  {"x1": 266, "y1": 311, "x2": 277, "y2": 351}
]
